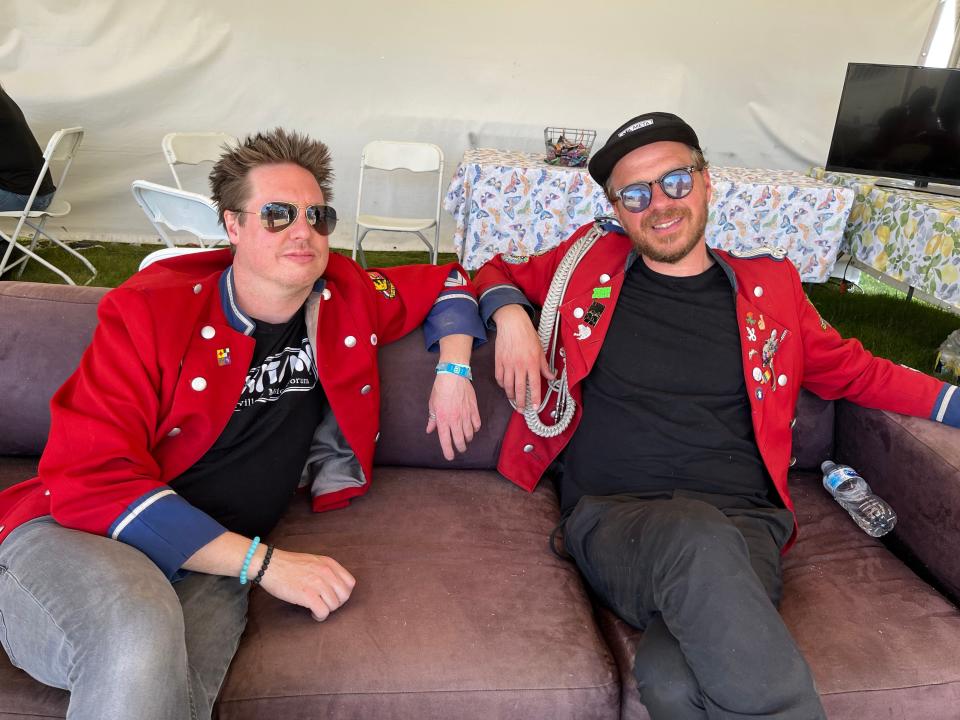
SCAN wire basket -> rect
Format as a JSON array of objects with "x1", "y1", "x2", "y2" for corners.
[{"x1": 544, "y1": 127, "x2": 596, "y2": 167}]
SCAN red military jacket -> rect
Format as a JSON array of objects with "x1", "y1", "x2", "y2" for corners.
[
  {"x1": 0, "y1": 249, "x2": 483, "y2": 577},
  {"x1": 474, "y1": 222, "x2": 959, "y2": 549}
]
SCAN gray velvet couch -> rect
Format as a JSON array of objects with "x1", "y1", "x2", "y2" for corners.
[{"x1": 0, "y1": 279, "x2": 958, "y2": 719}]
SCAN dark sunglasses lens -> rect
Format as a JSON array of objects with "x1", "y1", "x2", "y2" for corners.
[
  {"x1": 661, "y1": 170, "x2": 694, "y2": 199},
  {"x1": 260, "y1": 202, "x2": 296, "y2": 232},
  {"x1": 620, "y1": 184, "x2": 652, "y2": 213},
  {"x1": 305, "y1": 205, "x2": 337, "y2": 235}
]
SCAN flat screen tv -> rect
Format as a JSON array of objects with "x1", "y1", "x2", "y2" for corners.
[{"x1": 825, "y1": 63, "x2": 960, "y2": 192}]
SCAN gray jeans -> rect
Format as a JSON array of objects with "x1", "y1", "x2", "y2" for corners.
[{"x1": 0, "y1": 516, "x2": 249, "y2": 720}]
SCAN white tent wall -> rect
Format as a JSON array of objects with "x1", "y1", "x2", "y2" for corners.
[{"x1": 1, "y1": 0, "x2": 937, "y2": 250}]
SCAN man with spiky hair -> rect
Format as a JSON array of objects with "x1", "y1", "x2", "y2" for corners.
[{"x1": 0, "y1": 128, "x2": 486, "y2": 719}]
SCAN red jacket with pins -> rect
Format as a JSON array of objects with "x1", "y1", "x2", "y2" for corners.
[{"x1": 474, "y1": 223, "x2": 957, "y2": 549}]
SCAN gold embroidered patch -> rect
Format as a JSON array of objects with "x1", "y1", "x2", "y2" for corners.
[{"x1": 367, "y1": 271, "x2": 396, "y2": 299}]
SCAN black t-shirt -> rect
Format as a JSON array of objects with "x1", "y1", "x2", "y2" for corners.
[
  {"x1": 171, "y1": 311, "x2": 325, "y2": 537},
  {"x1": 0, "y1": 87, "x2": 55, "y2": 196},
  {"x1": 559, "y1": 257, "x2": 772, "y2": 515}
]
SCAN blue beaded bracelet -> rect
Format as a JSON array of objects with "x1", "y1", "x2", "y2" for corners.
[
  {"x1": 239, "y1": 536, "x2": 261, "y2": 585},
  {"x1": 436, "y1": 361, "x2": 472, "y2": 381}
]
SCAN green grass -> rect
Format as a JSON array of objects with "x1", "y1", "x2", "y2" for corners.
[
  {"x1": 3, "y1": 242, "x2": 459, "y2": 287},
  {"x1": 5, "y1": 240, "x2": 958, "y2": 377},
  {"x1": 805, "y1": 281, "x2": 959, "y2": 375}
]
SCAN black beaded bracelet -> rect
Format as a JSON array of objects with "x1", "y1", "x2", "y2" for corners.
[{"x1": 252, "y1": 545, "x2": 274, "y2": 585}]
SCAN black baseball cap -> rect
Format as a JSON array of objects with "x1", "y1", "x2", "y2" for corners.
[{"x1": 588, "y1": 112, "x2": 701, "y2": 187}]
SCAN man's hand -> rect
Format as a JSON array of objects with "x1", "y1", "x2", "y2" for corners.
[
  {"x1": 427, "y1": 372, "x2": 481, "y2": 460},
  {"x1": 255, "y1": 548, "x2": 356, "y2": 622},
  {"x1": 492, "y1": 304, "x2": 555, "y2": 410},
  {"x1": 183, "y1": 532, "x2": 356, "y2": 622}
]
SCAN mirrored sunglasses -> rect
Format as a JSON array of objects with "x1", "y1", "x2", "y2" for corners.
[
  {"x1": 234, "y1": 202, "x2": 338, "y2": 234},
  {"x1": 612, "y1": 166, "x2": 700, "y2": 213}
]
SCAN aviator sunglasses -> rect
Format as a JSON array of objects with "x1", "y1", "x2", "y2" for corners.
[
  {"x1": 232, "y1": 202, "x2": 338, "y2": 235},
  {"x1": 611, "y1": 166, "x2": 702, "y2": 213}
]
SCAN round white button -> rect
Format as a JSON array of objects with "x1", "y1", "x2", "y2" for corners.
[
  {"x1": 370, "y1": 334, "x2": 378, "y2": 346},
  {"x1": 191, "y1": 377, "x2": 207, "y2": 392},
  {"x1": 777, "y1": 374, "x2": 788, "y2": 387},
  {"x1": 573, "y1": 307, "x2": 585, "y2": 319},
  {"x1": 375, "y1": 432, "x2": 380, "y2": 442},
  {"x1": 523, "y1": 444, "x2": 534, "y2": 453},
  {"x1": 752, "y1": 367, "x2": 763, "y2": 382},
  {"x1": 201, "y1": 325, "x2": 216, "y2": 340},
  {"x1": 168, "y1": 427, "x2": 182, "y2": 437},
  {"x1": 193, "y1": 284, "x2": 202, "y2": 294},
  {"x1": 753, "y1": 286, "x2": 764, "y2": 298},
  {"x1": 344, "y1": 336, "x2": 357, "y2": 348},
  {"x1": 790, "y1": 417, "x2": 797, "y2": 429},
  {"x1": 360, "y1": 384, "x2": 372, "y2": 395},
  {"x1": 789, "y1": 456, "x2": 797, "y2": 467},
  {"x1": 599, "y1": 273, "x2": 611, "y2": 284},
  {"x1": 322, "y1": 288, "x2": 332, "y2": 301},
  {"x1": 44, "y1": 489, "x2": 51, "y2": 496}
]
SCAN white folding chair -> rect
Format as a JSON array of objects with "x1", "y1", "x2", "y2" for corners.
[
  {"x1": 131, "y1": 180, "x2": 228, "y2": 248},
  {"x1": 0, "y1": 126, "x2": 96, "y2": 285},
  {"x1": 161, "y1": 132, "x2": 238, "y2": 191},
  {"x1": 353, "y1": 141, "x2": 444, "y2": 267},
  {"x1": 138, "y1": 246, "x2": 222, "y2": 271}
]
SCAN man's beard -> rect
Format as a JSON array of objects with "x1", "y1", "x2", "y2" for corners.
[{"x1": 627, "y1": 207, "x2": 708, "y2": 264}]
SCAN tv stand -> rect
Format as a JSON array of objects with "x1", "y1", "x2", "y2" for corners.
[{"x1": 874, "y1": 180, "x2": 960, "y2": 199}]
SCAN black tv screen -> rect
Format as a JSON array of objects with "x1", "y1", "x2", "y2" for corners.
[{"x1": 825, "y1": 63, "x2": 960, "y2": 187}]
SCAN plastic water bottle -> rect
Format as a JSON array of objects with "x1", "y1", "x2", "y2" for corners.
[{"x1": 821, "y1": 461, "x2": 897, "y2": 537}]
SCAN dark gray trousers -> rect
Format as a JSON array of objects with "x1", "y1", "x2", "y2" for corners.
[{"x1": 563, "y1": 492, "x2": 826, "y2": 720}]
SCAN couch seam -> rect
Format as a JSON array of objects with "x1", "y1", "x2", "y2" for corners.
[
  {"x1": 218, "y1": 678, "x2": 620, "y2": 704},
  {"x1": 820, "y1": 677, "x2": 960, "y2": 695}
]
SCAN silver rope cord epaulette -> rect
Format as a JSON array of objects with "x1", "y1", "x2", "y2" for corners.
[{"x1": 512, "y1": 222, "x2": 605, "y2": 437}]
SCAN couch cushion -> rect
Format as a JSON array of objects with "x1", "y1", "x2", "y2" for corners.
[
  {"x1": 0, "y1": 282, "x2": 107, "y2": 456},
  {"x1": 0, "y1": 465, "x2": 619, "y2": 719},
  {"x1": 790, "y1": 389, "x2": 834, "y2": 471},
  {"x1": 375, "y1": 330, "x2": 512, "y2": 471},
  {"x1": 601, "y1": 471, "x2": 960, "y2": 720},
  {"x1": 218, "y1": 468, "x2": 620, "y2": 720}
]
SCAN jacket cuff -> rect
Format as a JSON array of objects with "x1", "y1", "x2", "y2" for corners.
[
  {"x1": 478, "y1": 284, "x2": 534, "y2": 329},
  {"x1": 931, "y1": 383, "x2": 960, "y2": 428},
  {"x1": 108, "y1": 488, "x2": 227, "y2": 579},
  {"x1": 423, "y1": 290, "x2": 487, "y2": 352}
]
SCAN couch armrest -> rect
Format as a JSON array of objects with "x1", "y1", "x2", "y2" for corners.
[{"x1": 836, "y1": 401, "x2": 960, "y2": 602}]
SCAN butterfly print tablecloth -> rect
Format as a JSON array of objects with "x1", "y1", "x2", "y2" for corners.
[{"x1": 445, "y1": 149, "x2": 853, "y2": 282}]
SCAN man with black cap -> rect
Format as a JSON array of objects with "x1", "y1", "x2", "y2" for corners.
[{"x1": 472, "y1": 112, "x2": 960, "y2": 719}]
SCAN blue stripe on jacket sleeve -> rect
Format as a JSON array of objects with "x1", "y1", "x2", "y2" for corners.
[
  {"x1": 478, "y1": 285, "x2": 533, "y2": 329},
  {"x1": 107, "y1": 489, "x2": 228, "y2": 579},
  {"x1": 423, "y1": 289, "x2": 487, "y2": 352},
  {"x1": 931, "y1": 383, "x2": 960, "y2": 428}
]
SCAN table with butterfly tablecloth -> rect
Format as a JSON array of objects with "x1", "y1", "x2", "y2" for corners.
[
  {"x1": 810, "y1": 167, "x2": 960, "y2": 308},
  {"x1": 444, "y1": 149, "x2": 854, "y2": 282}
]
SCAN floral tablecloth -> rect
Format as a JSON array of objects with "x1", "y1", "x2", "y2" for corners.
[
  {"x1": 445, "y1": 149, "x2": 853, "y2": 282},
  {"x1": 810, "y1": 167, "x2": 960, "y2": 307}
]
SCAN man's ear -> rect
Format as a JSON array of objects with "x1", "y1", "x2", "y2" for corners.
[{"x1": 224, "y1": 210, "x2": 241, "y2": 247}]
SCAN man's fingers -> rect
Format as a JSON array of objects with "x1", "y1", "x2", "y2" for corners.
[
  {"x1": 426, "y1": 416, "x2": 437, "y2": 434},
  {"x1": 514, "y1": 375, "x2": 528, "y2": 410},
  {"x1": 450, "y1": 423, "x2": 467, "y2": 453},
  {"x1": 461, "y1": 416, "x2": 476, "y2": 444},
  {"x1": 540, "y1": 354, "x2": 556, "y2": 380},
  {"x1": 502, "y1": 368, "x2": 516, "y2": 401},
  {"x1": 438, "y1": 425, "x2": 455, "y2": 461}
]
